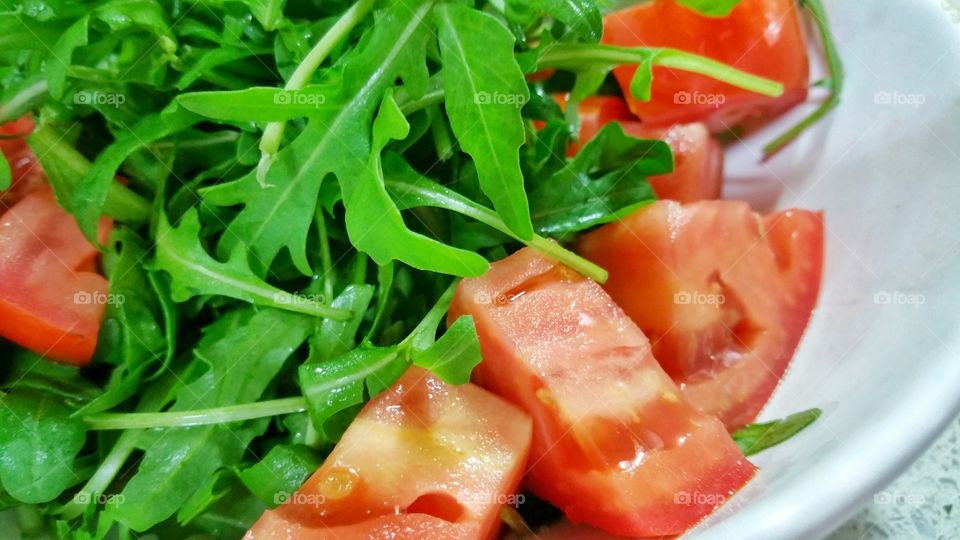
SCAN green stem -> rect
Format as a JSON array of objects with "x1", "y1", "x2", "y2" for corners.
[
  {"x1": 316, "y1": 208, "x2": 335, "y2": 301},
  {"x1": 28, "y1": 125, "x2": 152, "y2": 224},
  {"x1": 763, "y1": 0, "x2": 844, "y2": 157},
  {"x1": 256, "y1": 0, "x2": 377, "y2": 185},
  {"x1": 58, "y1": 430, "x2": 138, "y2": 519},
  {"x1": 84, "y1": 397, "x2": 308, "y2": 431},
  {"x1": 536, "y1": 44, "x2": 784, "y2": 98}
]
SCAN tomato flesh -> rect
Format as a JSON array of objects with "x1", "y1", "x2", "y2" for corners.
[
  {"x1": 450, "y1": 248, "x2": 755, "y2": 537},
  {"x1": 0, "y1": 187, "x2": 109, "y2": 365},
  {"x1": 0, "y1": 116, "x2": 44, "y2": 208},
  {"x1": 247, "y1": 366, "x2": 533, "y2": 540},
  {"x1": 577, "y1": 201, "x2": 824, "y2": 428},
  {"x1": 570, "y1": 96, "x2": 723, "y2": 203},
  {"x1": 603, "y1": 0, "x2": 809, "y2": 131}
]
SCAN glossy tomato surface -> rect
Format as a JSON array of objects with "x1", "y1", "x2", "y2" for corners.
[
  {"x1": 578, "y1": 201, "x2": 823, "y2": 428},
  {"x1": 0, "y1": 116, "x2": 44, "y2": 208},
  {"x1": 247, "y1": 366, "x2": 533, "y2": 540},
  {"x1": 450, "y1": 248, "x2": 755, "y2": 537},
  {"x1": 0, "y1": 187, "x2": 110, "y2": 365},
  {"x1": 571, "y1": 96, "x2": 723, "y2": 203},
  {"x1": 603, "y1": 0, "x2": 809, "y2": 130}
]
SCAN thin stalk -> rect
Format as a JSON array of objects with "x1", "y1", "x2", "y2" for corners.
[
  {"x1": 84, "y1": 397, "x2": 308, "y2": 430},
  {"x1": 763, "y1": 0, "x2": 844, "y2": 157},
  {"x1": 316, "y1": 208, "x2": 335, "y2": 301},
  {"x1": 58, "y1": 430, "x2": 139, "y2": 519},
  {"x1": 256, "y1": 0, "x2": 377, "y2": 185}
]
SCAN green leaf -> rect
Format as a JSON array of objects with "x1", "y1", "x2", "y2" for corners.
[
  {"x1": 529, "y1": 122, "x2": 671, "y2": 235},
  {"x1": 152, "y1": 208, "x2": 352, "y2": 320},
  {"x1": 299, "y1": 345, "x2": 408, "y2": 442},
  {"x1": 436, "y1": 3, "x2": 533, "y2": 240},
  {"x1": 175, "y1": 469, "x2": 235, "y2": 525},
  {"x1": 46, "y1": 16, "x2": 89, "y2": 99},
  {"x1": 202, "y1": 0, "x2": 442, "y2": 275},
  {"x1": 508, "y1": 0, "x2": 602, "y2": 42},
  {"x1": 677, "y1": 0, "x2": 743, "y2": 17},
  {"x1": 308, "y1": 284, "x2": 375, "y2": 364},
  {"x1": 113, "y1": 308, "x2": 311, "y2": 531},
  {"x1": 238, "y1": 0, "x2": 287, "y2": 31},
  {"x1": 238, "y1": 444, "x2": 322, "y2": 508},
  {"x1": 177, "y1": 85, "x2": 341, "y2": 122},
  {"x1": 0, "y1": 389, "x2": 87, "y2": 503},
  {"x1": 411, "y1": 315, "x2": 482, "y2": 385},
  {"x1": 0, "y1": 155, "x2": 10, "y2": 191},
  {"x1": 732, "y1": 408, "x2": 822, "y2": 456},
  {"x1": 71, "y1": 103, "x2": 199, "y2": 244}
]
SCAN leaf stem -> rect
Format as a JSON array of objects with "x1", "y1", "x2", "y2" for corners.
[
  {"x1": 84, "y1": 397, "x2": 308, "y2": 430},
  {"x1": 763, "y1": 0, "x2": 844, "y2": 157},
  {"x1": 256, "y1": 0, "x2": 377, "y2": 184},
  {"x1": 535, "y1": 44, "x2": 784, "y2": 98},
  {"x1": 58, "y1": 429, "x2": 138, "y2": 519}
]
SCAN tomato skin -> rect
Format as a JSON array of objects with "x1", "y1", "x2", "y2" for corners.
[
  {"x1": 570, "y1": 96, "x2": 723, "y2": 203},
  {"x1": 247, "y1": 367, "x2": 533, "y2": 540},
  {"x1": 603, "y1": 0, "x2": 809, "y2": 131},
  {"x1": 0, "y1": 116, "x2": 44, "y2": 208},
  {"x1": 577, "y1": 201, "x2": 824, "y2": 428},
  {"x1": 0, "y1": 187, "x2": 109, "y2": 365},
  {"x1": 450, "y1": 248, "x2": 755, "y2": 537}
]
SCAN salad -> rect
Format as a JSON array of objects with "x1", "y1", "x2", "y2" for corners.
[{"x1": 0, "y1": 0, "x2": 842, "y2": 538}]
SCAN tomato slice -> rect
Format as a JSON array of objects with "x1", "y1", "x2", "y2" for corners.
[
  {"x1": 603, "y1": 0, "x2": 809, "y2": 130},
  {"x1": 577, "y1": 201, "x2": 824, "y2": 428},
  {"x1": 0, "y1": 187, "x2": 109, "y2": 365},
  {"x1": 569, "y1": 96, "x2": 723, "y2": 203},
  {"x1": 450, "y1": 248, "x2": 755, "y2": 537},
  {"x1": 247, "y1": 366, "x2": 533, "y2": 540}
]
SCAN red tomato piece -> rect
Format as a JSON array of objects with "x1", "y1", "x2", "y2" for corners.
[
  {"x1": 0, "y1": 187, "x2": 109, "y2": 365},
  {"x1": 450, "y1": 248, "x2": 755, "y2": 537},
  {"x1": 577, "y1": 201, "x2": 824, "y2": 428},
  {"x1": 603, "y1": 0, "x2": 809, "y2": 131},
  {"x1": 568, "y1": 96, "x2": 723, "y2": 203},
  {"x1": 246, "y1": 366, "x2": 533, "y2": 540}
]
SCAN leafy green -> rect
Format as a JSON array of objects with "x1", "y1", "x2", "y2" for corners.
[
  {"x1": 0, "y1": 154, "x2": 10, "y2": 190},
  {"x1": 529, "y1": 122, "x2": 671, "y2": 235},
  {"x1": 732, "y1": 408, "x2": 822, "y2": 456},
  {"x1": 308, "y1": 284, "x2": 375, "y2": 363},
  {"x1": 506, "y1": 0, "x2": 603, "y2": 42},
  {"x1": 238, "y1": 444, "x2": 323, "y2": 507},
  {"x1": 112, "y1": 308, "x2": 311, "y2": 531},
  {"x1": 153, "y1": 208, "x2": 352, "y2": 319},
  {"x1": 677, "y1": 0, "x2": 743, "y2": 17},
  {"x1": 437, "y1": 3, "x2": 533, "y2": 240},
  {"x1": 411, "y1": 315, "x2": 483, "y2": 385}
]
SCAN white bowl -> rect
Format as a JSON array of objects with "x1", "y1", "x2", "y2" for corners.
[{"x1": 691, "y1": 1, "x2": 960, "y2": 538}]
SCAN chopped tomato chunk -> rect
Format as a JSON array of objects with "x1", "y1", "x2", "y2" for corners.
[
  {"x1": 578, "y1": 201, "x2": 824, "y2": 428},
  {"x1": 450, "y1": 248, "x2": 755, "y2": 537},
  {"x1": 247, "y1": 366, "x2": 533, "y2": 540},
  {"x1": 603, "y1": 0, "x2": 809, "y2": 130},
  {"x1": 1, "y1": 116, "x2": 44, "y2": 208}
]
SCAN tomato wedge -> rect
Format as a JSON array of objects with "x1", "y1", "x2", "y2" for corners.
[
  {"x1": 0, "y1": 187, "x2": 110, "y2": 365},
  {"x1": 577, "y1": 201, "x2": 824, "y2": 428},
  {"x1": 603, "y1": 0, "x2": 809, "y2": 130},
  {"x1": 450, "y1": 248, "x2": 755, "y2": 537},
  {"x1": 570, "y1": 96, "x2": 723, "y2": 203},
  {"x1": 247, "y1": 366, "x2": 533, "y2": 540},
  {"x1": 1, "y1": 116, "x2": 44, "y2": 208}
]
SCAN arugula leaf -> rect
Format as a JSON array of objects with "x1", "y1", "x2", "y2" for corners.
[
  {"x1": 437, "y1": 3, "x2": 533, "y2": 240},
  {"x1": 176, "y1": 469, "x2": 235, "y2": 525},
  {"x1": 202, "y1": 0, "x2": 440, "y2": 275},
  {"x1": 411, "y1": 315, "x2": 483, "y2": 385},
  {"x1": 506, "y1": 0, "x2": 603, "y2": 42},
  {"x1": 0, "y1": 154, "x2": 10, "y2": 190},
  {"x1": 732, "y1": 408, "x2": 822, "y2": 456},
  {"x1": 152, "y1": 208, "x2": 352, "y2": 320},
  {"x1": 0, "y1": 389, "x2": 87, "y2": 503},
  {"x1": 238, "y1": 444, "x2": 322, "y2": 507},
  {"x1": 238, "y1": 0, "x2": 288, "y2": 32},
  {"x1": 308, "y1": 284, "x2": 375, "y2": 363},
  {"x1": 677, "y1": 0, "x2": 743, "y2": 17},
  {"x1": 529, "y1": 122, "x2": 671, "y2": 235},
  {"x1": 113, "y1": 307, "x2": 311, "y2": 531},
  {"x1": 178, "y1": 85, "x2": 341, "y2": 122},
  {"x1": 299, "y1": 345, "x2": 407, "y2": 441}
]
